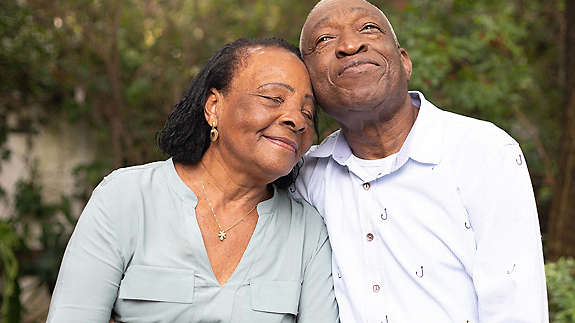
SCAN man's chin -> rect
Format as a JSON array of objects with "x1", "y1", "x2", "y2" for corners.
[
  {"x1": 337, "y1": 87, "x2": 382, "y2": 106},
  {"x1": 321, "y1": 94, "x2": 383, "y2": 117}
]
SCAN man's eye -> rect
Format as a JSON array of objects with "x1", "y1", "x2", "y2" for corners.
[
  {"x1": 361, "y1": 24, "x2": 380, "y2": 32},
  {"x1": 302, "y1": 109, "x2": 314, "y2": 120},
  {"x1": 315, "y1": 35, "x2": 332, "y2": 45}
]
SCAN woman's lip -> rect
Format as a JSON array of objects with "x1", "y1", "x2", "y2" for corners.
[{"x1": 263, "y1": 136, "x2": 298, "y2": 152}]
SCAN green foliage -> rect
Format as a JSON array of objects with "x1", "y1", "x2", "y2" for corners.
[
  {"x1": 12, "y1": 168, "x2": 76, "y2": 292},
  {"x1": 546, "y1": 258, "x2": 575, "y2": 323},
  {"x1": 0, "y1": 168, "x2": 77, "y2": 321},
  {"x1": 0, "y1": 0, "x2": 570, "y2": 320},
  {"x1": 0, "y1": 221, "x2": 22, "y2": 323}
]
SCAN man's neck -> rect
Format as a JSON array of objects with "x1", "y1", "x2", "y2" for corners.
[{"x1": 340, "y1": 94, "x2": 418, "y2": 160}]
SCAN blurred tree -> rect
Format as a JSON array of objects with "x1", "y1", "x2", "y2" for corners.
[{"x1": 547, "y1": 0, "x2": 575, "y2": 259}]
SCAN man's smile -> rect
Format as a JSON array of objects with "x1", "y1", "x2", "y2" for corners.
[{"x1": 338, "y1": 58, "x2": 380, "y2": 77}]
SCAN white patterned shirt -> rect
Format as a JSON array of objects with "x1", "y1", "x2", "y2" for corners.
[{"x1": 293, "y1": 91, "x2": 548, "y2": 323}]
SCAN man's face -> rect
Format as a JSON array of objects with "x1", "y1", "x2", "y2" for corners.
[{"x1": 301, "y1": 0, "x2": 412, "y2": 121}]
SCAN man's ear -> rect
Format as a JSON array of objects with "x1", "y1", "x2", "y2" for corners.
[
  {"x1": 399, "y1": 48, "x2": 413, "y2": 81},
  {"x1": 204, "y1": 88, "x2": 222, "y2": 126}
]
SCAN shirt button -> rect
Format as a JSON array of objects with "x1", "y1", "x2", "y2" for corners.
[
  {"x1": 366, "y1": 233, "x2": 374, "y2": 241},
  {"x1": 373, "y1": 284, "x2": 380, "y2": 293},
  {"x1": 363, "y1": 182, "x2": 371, "y2": 190}
]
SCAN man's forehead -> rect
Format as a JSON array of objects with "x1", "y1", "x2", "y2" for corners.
[
  {"x1": 308, "y1": 0, "x2": 384, "y2": 24},
  {"x1": 312, "y1": 6, "x2": 379, "y2": 28},
  {"x1": 301, "y1": 0, "x2": 387, "y2": 41}
]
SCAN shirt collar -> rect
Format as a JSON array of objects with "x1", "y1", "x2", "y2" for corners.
[
  {"x1": 308, "y1": 91, "x2": 444, "y2": 168},
  {"x1": 395, "y1": 91, "x2": 444, "y2": 166}
]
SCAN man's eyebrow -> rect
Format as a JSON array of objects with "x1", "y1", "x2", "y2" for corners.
[
  {"x1": 312, "y1": 16, "x2": 331, "y2": 30},
  {"x1": 350, "y1": 7, "x2": 373, "y2": 15},
  {"x1": 312, "y1": 7, "x2": 379, "y2": 30},
  {"x1": 257, "y1": 82, "x2": 294, "y2": 92}
]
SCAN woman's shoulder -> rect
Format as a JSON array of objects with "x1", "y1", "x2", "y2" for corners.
[
  {"x1": 275, "y1": 188, "x2": 328, "y2": 238},
  {"x1": 275, "y1": 189, "x2": 331, "y2": 275},
  {"x1": 93, "y1": 160, "x2": 170, "y2": 197},
  {"x1": 86, "y1": 160, "x2": 175, "y2": 219}
]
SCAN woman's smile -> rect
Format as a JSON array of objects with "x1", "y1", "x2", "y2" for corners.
[{"x1": 263, "y1": 135, "x2": 299, "y2": 153}]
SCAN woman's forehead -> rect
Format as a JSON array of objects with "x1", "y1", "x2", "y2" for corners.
[{"x1": 231, "y1": 48, "x2": 308, "y2": 88}]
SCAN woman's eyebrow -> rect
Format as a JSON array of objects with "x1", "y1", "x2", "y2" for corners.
[
  {"x1": 304, "y1": 94, "x2": 316, "y2": 104},
  {"x1": 257, "y1": 82, "x2": 294, "y2": 92}
]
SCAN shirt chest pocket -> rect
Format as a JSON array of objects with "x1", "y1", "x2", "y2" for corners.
[
  {"x1": 250, "y1": 280, "x2": 301, "y2": 315},
  {"x1": 118, "y1": 265, "x2": 195, "y2": 303}
]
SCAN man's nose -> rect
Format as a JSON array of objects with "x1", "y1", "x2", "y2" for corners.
[{"x1": 336, "y1": 31, "x2": 367, "y2": 58}]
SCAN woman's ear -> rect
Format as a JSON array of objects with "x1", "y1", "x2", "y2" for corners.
[{"x1": 204, "y1": 88, "x2": 222, "y2": 126}]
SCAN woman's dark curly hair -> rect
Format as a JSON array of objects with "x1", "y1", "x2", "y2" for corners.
[{"x1": 158, "y1": 37, "x2": 318, "y2": 188}]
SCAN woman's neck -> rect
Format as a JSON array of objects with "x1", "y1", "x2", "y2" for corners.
[{"x1": 175, "y1": 149, "x2": 271, "y2": 207}]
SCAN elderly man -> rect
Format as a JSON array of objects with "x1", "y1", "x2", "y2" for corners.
[{"x1": 294, "y1": 0, "x2": 549, "y2": 322}]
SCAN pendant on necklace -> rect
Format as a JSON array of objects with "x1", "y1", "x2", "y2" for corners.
[{"x1": 218, "y1": 230, "x2": 227, "y2": 241}]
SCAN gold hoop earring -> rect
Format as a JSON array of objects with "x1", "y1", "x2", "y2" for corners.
[{"x1": 210, "y1": 121, "x2": 219, "y2": 142}]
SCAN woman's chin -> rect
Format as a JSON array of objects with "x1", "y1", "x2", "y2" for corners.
[{"x1": 255, "y1": 163, "x2": 296, "y2": 184}]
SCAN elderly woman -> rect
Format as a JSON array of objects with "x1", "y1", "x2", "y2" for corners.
[{"x1": 47, "y1": 38, "x2": 339, "y2": 323}]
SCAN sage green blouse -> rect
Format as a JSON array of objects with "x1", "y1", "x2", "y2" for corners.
[{"x1": 47, "y1": 159, "x2": 339, "y2": 323}]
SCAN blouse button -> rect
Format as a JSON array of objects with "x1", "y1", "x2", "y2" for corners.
[
  {"x1": 366, "y1": 233, "x2": 374, "y2": 241},
  {"x1": 363, "y1": 182, "x2": 371, "y2": 190}
]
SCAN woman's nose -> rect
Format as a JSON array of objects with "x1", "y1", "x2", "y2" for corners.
[{"x1": 281, "y1": 108, "x2": 307, "y2": 133}]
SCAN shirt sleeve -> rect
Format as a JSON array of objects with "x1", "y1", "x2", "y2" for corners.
[
  {"x1": 297, "y1": 209, "x2": 340, "y2": 323},
  {"x1": 47, "y1": 183, "x2": 127, "y2": 323},
  {"x1": 459, "y1": 143, "x2": 549, "y2": 323}
]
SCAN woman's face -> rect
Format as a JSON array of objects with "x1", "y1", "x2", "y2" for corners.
[{"x1": 208, "y1": 46, "x2": 316, "y2": 182}]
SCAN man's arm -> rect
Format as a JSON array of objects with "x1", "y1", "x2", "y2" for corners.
[{"x1": 460, "y1": 142, "x2": 548, "y2": 322}]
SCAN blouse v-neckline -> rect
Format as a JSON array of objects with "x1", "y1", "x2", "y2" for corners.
[{"x1": 164, "y1": 158, "x2": 278, "y2": 287}]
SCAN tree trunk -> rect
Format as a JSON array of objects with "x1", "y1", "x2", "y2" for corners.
[{"x1": 546, "y1": 0, "x2": 575, "y2": 260}]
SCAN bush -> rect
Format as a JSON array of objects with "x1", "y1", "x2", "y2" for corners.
[
  {"x1": 0, "y1": 221, "x2": 21, "y2": 323},
  {"x1": 546, "y1": 258, "x2": 575, "y2": 323}
]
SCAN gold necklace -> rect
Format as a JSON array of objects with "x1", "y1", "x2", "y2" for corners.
[{"x1": 200, "y1": 182, "x2": 258, "y2": 241}]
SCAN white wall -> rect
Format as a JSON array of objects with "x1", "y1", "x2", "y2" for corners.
[{"x1": 0, "y1": 118, "x2": 95, "y2": 220}]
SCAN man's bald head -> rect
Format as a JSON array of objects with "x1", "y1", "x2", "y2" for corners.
[
  {"x1": 296, "y1": 0, "x2": 413, "y2": 126},
  {"x1": 299, "y1": 0, "x2": 399, "y2": 51}
]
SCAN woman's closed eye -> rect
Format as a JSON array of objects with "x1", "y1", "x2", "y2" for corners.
[
  {"x1": 259, "y1": 95, "x2": 284, "y2": 104},
  {"x1": 301, "y1": 109, "x2": 314, "y2": 121}
]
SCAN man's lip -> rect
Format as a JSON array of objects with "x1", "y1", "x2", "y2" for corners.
[
  {"x1": 263, "y1": 136, "x2": 299, "y2": 152},
  {"x1": 338, "y1": 59, "x2": 380, "y2": 76}
]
